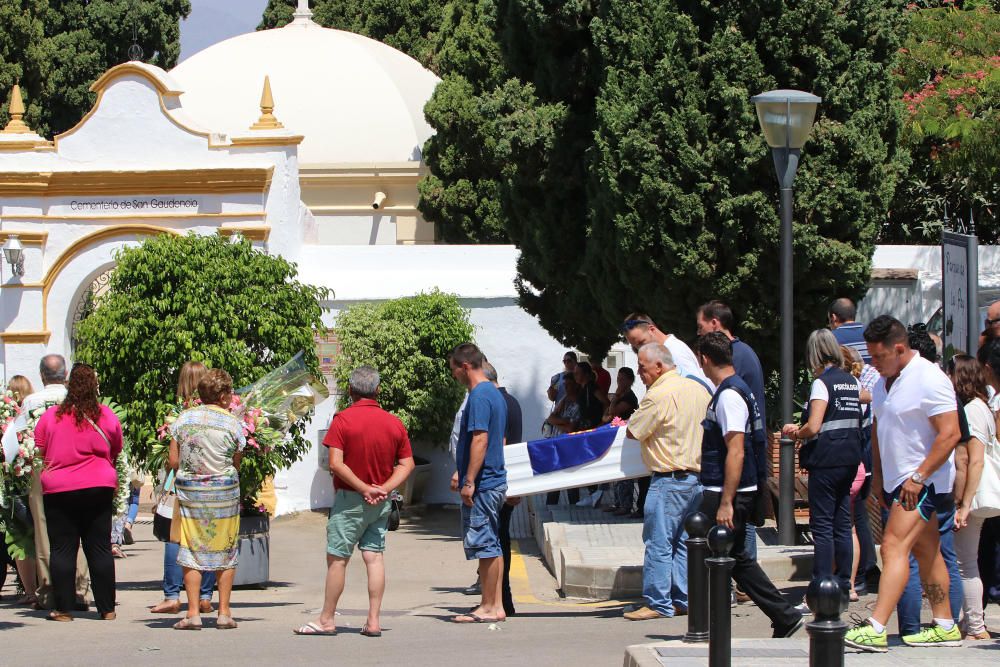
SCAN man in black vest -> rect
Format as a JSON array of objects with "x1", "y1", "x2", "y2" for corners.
[{"x1": 696, "y1": 333, "x2": 803, "y2": 638}]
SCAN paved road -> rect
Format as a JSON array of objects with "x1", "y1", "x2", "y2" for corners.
[{"x1": 0, "y1": 507, "x2": 973, "y2": 666}]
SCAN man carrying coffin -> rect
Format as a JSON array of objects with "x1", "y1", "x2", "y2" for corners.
[
  {"x1": 696, "y1": 333, "x2": 803, "y2": 637},
  {"x1": 623, "y1": 343, "x2": 710, "y2": 621}
]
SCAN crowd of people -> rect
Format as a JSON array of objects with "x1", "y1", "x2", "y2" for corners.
[{"x1": 3, "y1": 296, "x2": 1000, "y2": 652}]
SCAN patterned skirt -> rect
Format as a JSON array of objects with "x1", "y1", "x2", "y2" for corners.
[{"x1": 175, "y1": 474, "x2": 240, "y2": 571}]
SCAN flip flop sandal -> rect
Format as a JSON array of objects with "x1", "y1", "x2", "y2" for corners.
[
  {"x1": 293, "y1": 622, "x2": 337, "y2": 636},
  {"x1": 173, "y1": 617, "x2": 202, "y2": 630},
  {"x1": 47, "y1": 611, "x2": 73, "y2": 622},
  {"x1": 360, "y1": 624, "x2": 382, "y2": 637},
  {"x1": 452, "y1": 613, "x2": 500, "y2": 624},
  {"x1": 216, "y1": 615, "x2": 238, "y2": 630},
  {"x1": 466, "y1": 606, "x2": 506, "y2": 621}
]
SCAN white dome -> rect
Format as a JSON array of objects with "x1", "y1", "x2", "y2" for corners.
[{"x1": 169, "y1": 16, "x2": 439, "y2": 165}]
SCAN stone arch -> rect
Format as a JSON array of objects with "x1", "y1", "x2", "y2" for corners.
[{"x1": 43, "y1": 224, "x2": 181, "y2": 355}]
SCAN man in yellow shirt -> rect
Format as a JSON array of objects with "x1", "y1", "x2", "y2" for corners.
[{"x1": 623, "y1": 343, "x2": 712, "y2": 620}]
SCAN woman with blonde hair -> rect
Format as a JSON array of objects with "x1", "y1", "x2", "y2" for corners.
[
  {"x1": 150, "y1": 361, "x2": 217, "y2": 615},
  {"x1": 782, "y1": 329, "x2": 863, "y2": 603},
  {"x1": 168, "y1": 368, "x2": 245, "y2": 630},
  {"x1": 4, "y1": 375, "x2": 38, "y2": 605}
]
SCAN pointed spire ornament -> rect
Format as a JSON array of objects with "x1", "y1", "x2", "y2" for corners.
[
  {"x1": 2, "y1": 84, "x2": 32, "y2": 134},
  {"x1": 292, "y1": 0, "x2": 314, "y2": 24},
  {"x1": 249, "y1": 76, "x2": 284, "y2": 130}
]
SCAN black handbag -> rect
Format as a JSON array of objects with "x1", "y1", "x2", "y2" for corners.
[
  {"x1": 386, "y1": 499, "x2": 401, "y2": 531},
  {"x1": 152, "y1": 508, "x2": 172, "y2": 542},
  {"x1": 12, "y1": 496, "x2": 32, "y2": 528}
]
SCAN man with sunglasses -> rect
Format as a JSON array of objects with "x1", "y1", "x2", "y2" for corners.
[
  {"x1": 621, "y1": 313, "x2": 713, "y2": 393},
  {"x1": 980, "y1": 300, "x2": 1000, "y2": 350},
  {"x1": 547, "y1": 352, "x2": 578, "y2": 404}
]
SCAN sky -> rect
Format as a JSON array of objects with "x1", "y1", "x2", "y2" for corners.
[{"x1": 179, "y1": 0, "x2": 270, "y2": 63}]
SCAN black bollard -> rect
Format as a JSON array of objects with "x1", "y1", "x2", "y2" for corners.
[
  {"x1": 683, "y1": 512, "x2": 711, "y2": 643},
  {"x1": 805, "y1": 575, "x2": 848, "y2": 667},
  {"x1": 706, "y1": 524, "x2": 735, "y2": 667}
]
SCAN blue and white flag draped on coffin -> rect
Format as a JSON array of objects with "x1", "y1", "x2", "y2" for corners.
[{"x1": 503, "y1": 425, "x2": 649, "y2": 497}]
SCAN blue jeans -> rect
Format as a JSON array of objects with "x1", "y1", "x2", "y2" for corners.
[
  {"x1": 809, "y1": 466, "x2": 856, "y2": 594},
  {"x1": 164, "y1": 541, "x2": 215, "y2": 601},
  {"x1": 744, "y1": 524, "x2": 758, "y2": 560},
  {"x1": 642, "y1": 472, "x2": 703, "y2": 616},
  {"x1": 126, "y1": 487, "x2": 140, "y2": 525},
  {"x1": 882, "y1": 491, "x2": 961, "y2": 635}
]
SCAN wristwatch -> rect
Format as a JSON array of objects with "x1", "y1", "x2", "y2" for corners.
[{"x1": 909, "y1": 471, "x2": 926, "y2": 485}]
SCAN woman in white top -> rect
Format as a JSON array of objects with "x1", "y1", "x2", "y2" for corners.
[{"x1": 948, "y1": 354, "x2": 1000, "y2": 640}]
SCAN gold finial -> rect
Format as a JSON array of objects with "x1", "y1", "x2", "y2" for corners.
[
  {"x1": 2, "y1": 84, "x2": 32, "y2": 134},
  {"x1": 250, "y1": 76, "x2": 284, "y2": 130}
]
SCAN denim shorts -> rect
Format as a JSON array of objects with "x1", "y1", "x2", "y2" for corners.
[
  {"x1": 888, "y1": 482, "x2": 936, "y2": 522},
  {"x1": 460, "y1": 485, "x2": 506, "y2": 560}
]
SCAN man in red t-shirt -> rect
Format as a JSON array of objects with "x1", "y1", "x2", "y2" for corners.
[{"x1": 294, "y1": 366, "x2": 414, "y2": 637}]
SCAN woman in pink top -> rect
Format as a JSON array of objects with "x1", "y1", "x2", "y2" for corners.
[{"x1": 34, "y1": 363, "x2": 122, "y2": 622}]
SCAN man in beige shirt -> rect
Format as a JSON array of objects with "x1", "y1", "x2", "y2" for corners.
[{"x1": 623, "y1": 343, "x2": 712, "y2": 621}]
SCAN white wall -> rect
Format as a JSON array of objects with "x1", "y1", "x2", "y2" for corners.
[{"x1": 273, "y1": 295, "x2": 639, "y2": 513}]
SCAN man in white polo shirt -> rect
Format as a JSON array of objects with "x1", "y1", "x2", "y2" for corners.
[
  {"x1": 845, "y1": 316, "x2": 961, "y2": 653},
  {"x1": 622, "y1": 313, "x2": 714, "y2": 393}
]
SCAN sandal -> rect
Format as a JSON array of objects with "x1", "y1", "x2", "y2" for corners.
[
  {"x1": 47, "y1": 611, "x2": 73, "y2": 622},
  {"x1": 452, "y1": 613, "x2": 501, "y2": 624},
  {"x1": 173, "y1": 616, "x2": 202, "y2": 630},
  {"x1": 360, "y1": 624, "x2": 382, "y2": 637},
  {"x1": 111, "y1": 545, "x2": 126, "y2": 559},
  {"x1": 293, "y1": 621, "x2": 337, "y2": 636},
  {"x1": 216, "y1": 614, "x2": 238, "y2": 630}
]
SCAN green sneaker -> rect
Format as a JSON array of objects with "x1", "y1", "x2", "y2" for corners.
[
  {"x1": 845, "y1": 621, "x2": 888, "y2": 653},
  {"x1": 902, "y1": 623, "x2": 962, "y2": 647}
]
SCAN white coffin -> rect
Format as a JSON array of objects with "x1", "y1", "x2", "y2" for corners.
[{"x1": 504, "y1": 427, "x2": 649, "y2": 496}]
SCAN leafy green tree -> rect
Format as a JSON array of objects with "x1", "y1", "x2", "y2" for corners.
[
  {"x1": 0, "y1": 0, "x2": 190, "y2": 137},
  {"x1": 884, "y1": 3, "x2": 1000, "y2": 242},
  {"x1": 333, "y1": 291, "x2": 474, "y2": 444},
  {"x1": 74, "y1": 234, "x2": 328, "y2": 472}
]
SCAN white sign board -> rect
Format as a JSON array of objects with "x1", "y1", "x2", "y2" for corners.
[{"x1": 942, "y1": 231, "x2": 978, "y2": 358}]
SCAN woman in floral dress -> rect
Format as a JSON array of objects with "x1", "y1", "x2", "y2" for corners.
[{"x1": 168, "y1": 368, "x2": 245, "y2": 630}]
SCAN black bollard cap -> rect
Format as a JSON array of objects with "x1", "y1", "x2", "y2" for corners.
[
  {"x1": 805, "y1": 575, "x2": 843, "y2": 621},
  {"x1": 707, "y1": 524, "x2": 735, "y2": 556},
  {"x1": 684, "y1": 512, "x2": 711, "y2": 539}
]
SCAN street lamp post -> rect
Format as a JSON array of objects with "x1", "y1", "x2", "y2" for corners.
[{"x1": 751, "y1": 89, "x2": 820, "y2": 546}]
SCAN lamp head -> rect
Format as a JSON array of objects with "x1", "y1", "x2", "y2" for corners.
[
  {"x1": 751, "y1": 89, "x2": 822, "y2": 149},
  {"x1": 3, "y1": 234, "x2": 25, "y2": 276}
]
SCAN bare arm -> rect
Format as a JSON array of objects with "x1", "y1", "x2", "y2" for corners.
[
  {"x1": 916, "y1": 411, "x2": 961, "y2": 480},
  {"x1": 956, "y1": 438, "x2": 984, "y2": 529},
  {"x1": 714, "y1": 432, "x2": 744, "y2": 529},
  {"x1": 789, "y1": 399, "x2": 827, "y2": 441},
  {"x1": 871, "y1": 419, "x2": 884, "y2": 507},
  {"x1": 168, "y1": 439, "x2": 180, "y2": 472},
  {"x1": 464, "y1": 431, "x2": 489, "y2": 485},
  {"x1": 378, "y1": 456, "x2": 416, "y2": 495},
  {"x1": 953, "y1": 443, "x2": 969, "y2": 507}
]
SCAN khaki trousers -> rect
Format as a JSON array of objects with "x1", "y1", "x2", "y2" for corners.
[{"x1": 30, "y1": 471, "x2": 90, "y2": 608}]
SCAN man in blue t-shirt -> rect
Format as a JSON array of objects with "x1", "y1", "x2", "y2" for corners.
[
  {"x1": 828, "y1": 297, "x2": 871, "y2": 364},
  {"x1": 449, "y1": 342, "x2": 508, "y2": 624}
]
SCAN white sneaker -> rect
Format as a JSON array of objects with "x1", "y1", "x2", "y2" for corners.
[{"x1": 793, "y1": 602, "x2": 812, "y2": 615}]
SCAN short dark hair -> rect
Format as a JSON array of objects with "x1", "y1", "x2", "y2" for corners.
[
  {"x1": 198, "y1": 368, "x2": 234, "y2": 405},
  {"x1": 563, "y1": 351, "x2": 578, "y2": 362},
  {"x1": 621, "y1": 312, "x2": 656, "y2": 332},
  {"x1": 863, "y1": 315, "x2": 908, "y2": 347},
  {"x1": 828, "y1": 298, "x2": 857, "y2": 323},
  {"x1": 908, "y1": 329, "x2": 938, "y2": 364},
  {"x1": 450, "y1": 342, "x2": 484, "y2": 369},
  {"x1": 576, "y1": 361, "x2": 594, "y2": 381},
  {"x1": 979, "y1": 338, "x2": 1000, "y2": 377},
  {"x1": 696, "y1": 332, "x2": 733, "y2": 367},
  {"x1": 618, "y1": 367, "x2": 635, "y2": 384},
  {"x1": 697, "y1": 300, "x2": 735, "y2": 332}
]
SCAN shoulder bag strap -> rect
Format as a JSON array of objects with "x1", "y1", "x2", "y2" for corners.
[{"x1": 84, "y1": 414, "x2": 112, "y2": 450}]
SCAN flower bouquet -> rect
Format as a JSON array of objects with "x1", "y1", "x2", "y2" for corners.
[
  {"x1": 150, "y1": 352, "x2": 328, "y2": 515},
  {"x1": 0, "y1": 396, "x2": 45, "y2": 560}
]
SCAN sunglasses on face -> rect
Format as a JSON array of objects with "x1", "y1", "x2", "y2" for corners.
[
  {"x1": 620, "y1": 319, "x2": 651, "y2": 332},
  {"x1": 987, "y1": 318, "x2": 1000, "y2": 327}
]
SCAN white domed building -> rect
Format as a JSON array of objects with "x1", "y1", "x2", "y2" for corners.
[{"x1": 170, "y1": 3, "x2": 439, "y2": 245}]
